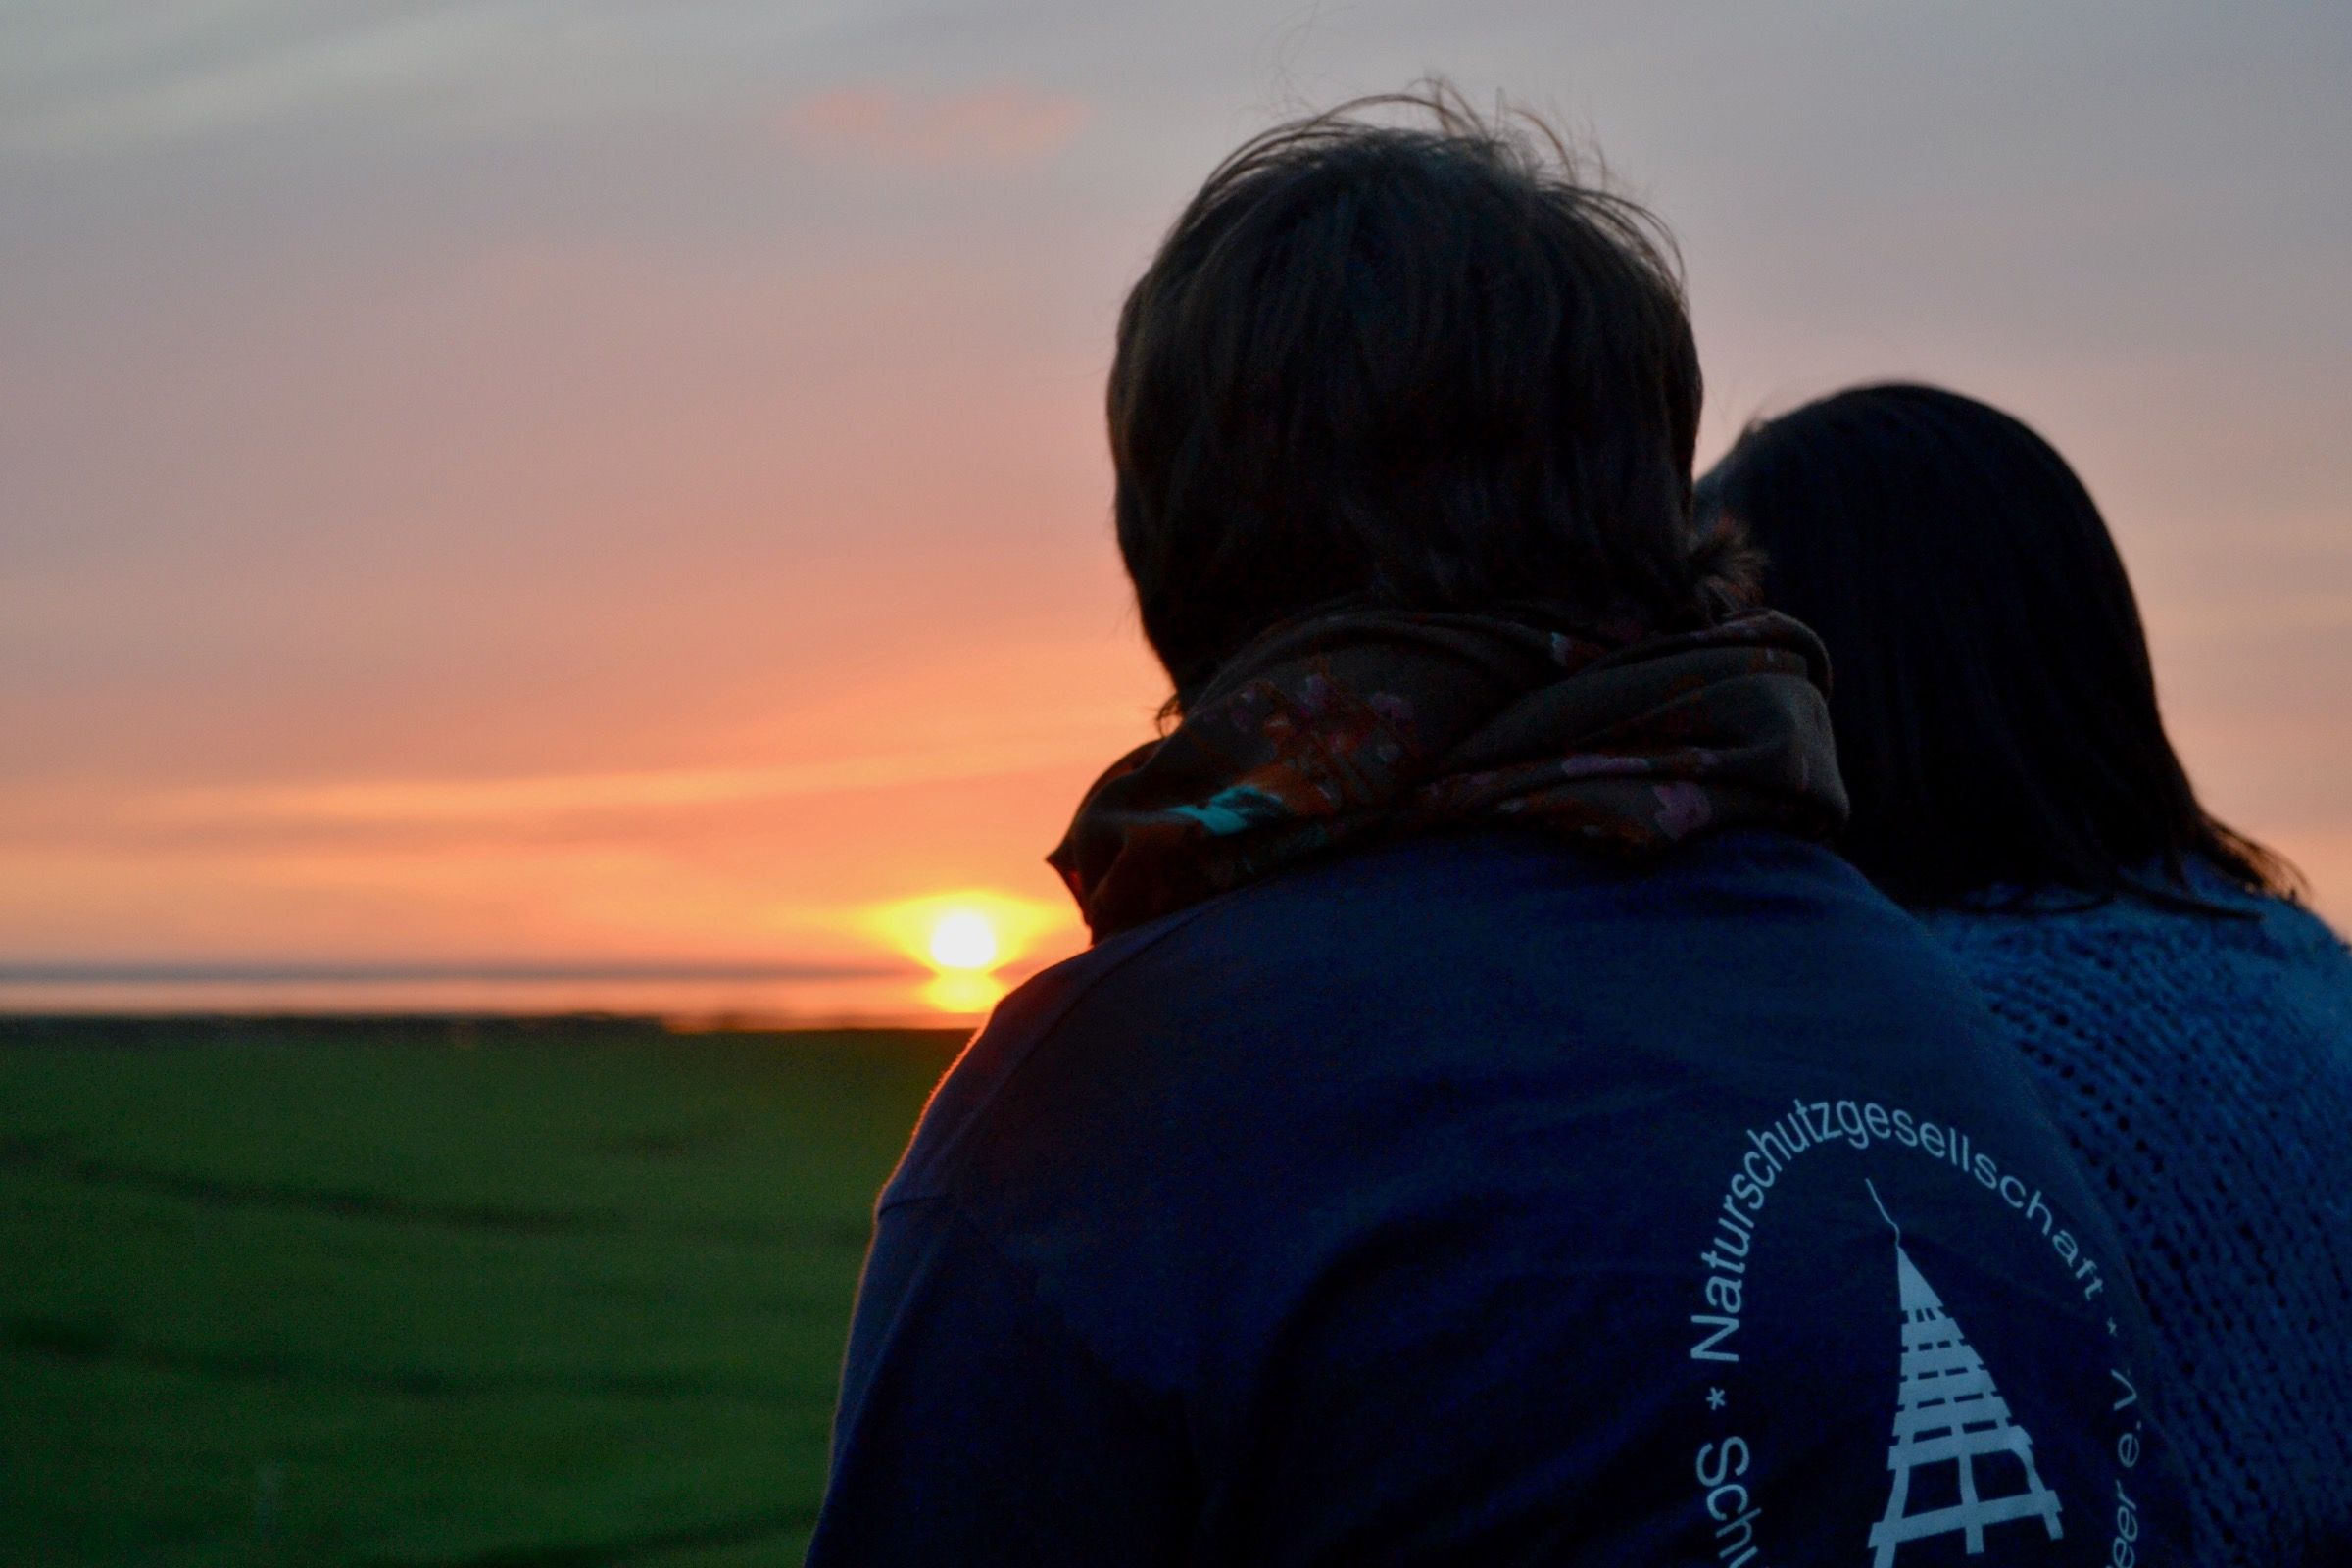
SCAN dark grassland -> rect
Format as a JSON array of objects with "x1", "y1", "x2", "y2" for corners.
[{"x1": 0, "y1": 1017, "x2": 962, "y2": 1567}]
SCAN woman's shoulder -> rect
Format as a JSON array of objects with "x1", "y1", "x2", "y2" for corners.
[{"x1": 1916, "y1": 864, "x2": 2352, "y2": 1023}]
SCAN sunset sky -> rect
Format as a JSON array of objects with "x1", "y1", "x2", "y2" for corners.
[{"x1": 6, "y1": 1, "x2": 2349, "y2": 1017}]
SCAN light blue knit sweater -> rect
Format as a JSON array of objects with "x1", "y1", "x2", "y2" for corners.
[{"x1": 1921, "y1": 867, "x2": 2352, "y2": 1565}]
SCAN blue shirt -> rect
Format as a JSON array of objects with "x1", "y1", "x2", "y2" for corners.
[{"x1": 810, "y1": 831, "x2": 2190, "y2": 1564}]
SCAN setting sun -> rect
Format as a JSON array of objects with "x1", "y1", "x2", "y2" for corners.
[
  {"x1": 927, "y1": 909, "x2": 1002, "y2": 972},
  {"x1": 859, "y1": 889, "x2": 1080, "y2": 1017}
]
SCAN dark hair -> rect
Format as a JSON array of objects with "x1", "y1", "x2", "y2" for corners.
[
  {"x1": 1696, "y1": 382, "x2": 2296, "y2": 908},
  {"x1": 1109, "y1": 86, "x2": 1733, "y2": 707}
]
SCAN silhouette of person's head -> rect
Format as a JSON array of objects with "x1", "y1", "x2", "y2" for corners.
[
  {"x1": 1110, "y1": 87, "x2": 1733, "y2": 709},
  {"x1": 1697, "y1": 382, "x2": 2293, "y2": 906}
]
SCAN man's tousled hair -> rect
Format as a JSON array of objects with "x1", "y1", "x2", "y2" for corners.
[{"x1": 1109, "y1": 84, "x2": 1737, "y2": 707}]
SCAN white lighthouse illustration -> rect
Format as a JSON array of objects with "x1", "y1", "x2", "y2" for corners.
[{"x1": 1864, "y1": 1181, "x2": 2064, "y2": 1564}]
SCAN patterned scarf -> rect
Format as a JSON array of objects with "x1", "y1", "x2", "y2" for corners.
[{"x1": 1050, "y1": 607, "x2": 1848, "y2": 940}]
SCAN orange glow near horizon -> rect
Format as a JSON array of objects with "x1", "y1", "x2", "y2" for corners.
[{"x1": 923, "y1": 969, "x2": 1009, "y2": 1016}]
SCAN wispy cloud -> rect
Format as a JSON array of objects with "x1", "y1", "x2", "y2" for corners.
[
  {"x1": 779, "y1": 83, "x2": 1090, "y2": 171},
  {"x1": 2, "y1": 4, "x2": 521, "y2": 155},
  {"x1": 0, "y1": 1, "x2": 708, "y2": 158},
  {"x1": 133, "y1": 728, "x2": 1122, "y2": 831},
  {"x1": 0, "y1": 959, "x2": 905, "y2": 983}
]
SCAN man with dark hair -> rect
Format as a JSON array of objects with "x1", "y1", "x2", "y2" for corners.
[{"x1": 808, "y1": 92, "x2": 2188, "y2": 1564}]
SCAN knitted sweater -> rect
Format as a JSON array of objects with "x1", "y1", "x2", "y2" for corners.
[{"x1": 1922, "y1": 868, "x2": 2352, "y2": 1566}]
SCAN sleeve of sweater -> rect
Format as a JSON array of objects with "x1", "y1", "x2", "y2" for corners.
[{"x1": 804, "y1": 1194, "x2": 1195, "y2": 1567}]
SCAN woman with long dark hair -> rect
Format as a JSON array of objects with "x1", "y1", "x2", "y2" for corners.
[{"x1": 1699, "y1": 382, "x2": 2352, "y2": 1565}]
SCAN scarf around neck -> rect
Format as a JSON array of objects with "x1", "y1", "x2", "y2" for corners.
[{"x1": 1049, "y1": 607, "x2": 1849, "y2": 940}]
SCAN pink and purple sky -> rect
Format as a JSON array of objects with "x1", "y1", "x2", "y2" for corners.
[{"x1": 5, "y1": 2, "x2": 2348, "y2": 1018}]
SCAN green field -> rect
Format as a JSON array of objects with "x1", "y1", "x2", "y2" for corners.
[{"x1": 0, "y1": 1017, "x2": 961, "y2": 1567}]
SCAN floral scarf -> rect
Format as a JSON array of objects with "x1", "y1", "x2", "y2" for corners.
[{"x1": 1050, "y1": 607, "x2": 1849, "y2": 940}]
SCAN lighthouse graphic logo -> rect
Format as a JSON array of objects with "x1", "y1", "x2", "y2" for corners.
[{"x1": 1864, "y1": 1182, "x2": 2065, "y2": 1564}]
